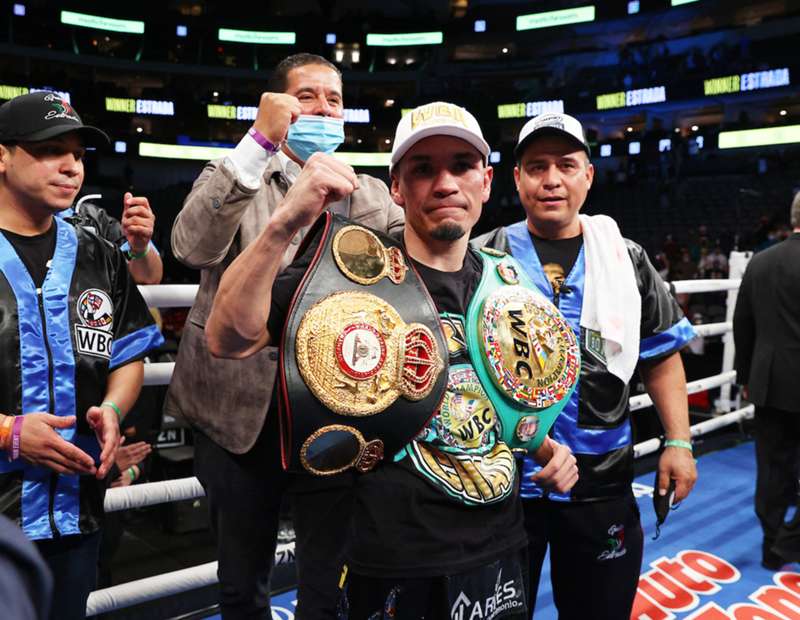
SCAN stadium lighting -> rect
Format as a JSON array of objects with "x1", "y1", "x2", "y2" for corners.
[
  {"x1": 366, "y1": 32, "x2": 443, "y2": 46},
  {"x1": 60, "y1": 10, "x2": 145, "y2": 34},
  {"x1": 628, "y1": 141, "x2": 641, "y2": 155},
  {"x1": 600, "y1": 144, "x2": 612, "y2": 157},
  {"x1": 659, "y1": 139, "x2": 672, "y2": 152},
  {"x1": 627, "y1": 1, "x2": 639, "y2": 14},
  {"x1": 516, "y1": 6, "x2": 595, "y2": 31},
  {"x1": 326, "y1": 33, "x2": 336, "y2": 44},
  {"x1": 13, "y1": 4, "x2": 25, "y2": 16},
  {"x1": 114, "y1": 141, "x2": 127, "y2": 154},
  {"x1": 489, "y1": 151, "x2": 501, "y2": 164},
  {"x1": 474, "y1": 20, "x2": 486, "y2": 33},
  {"x1": 671, "y1": 0, "x2": 699, "y2": 5},
  {"x1": 780, "y1": 109, "x2": 788, "y2": 116},
  {"x1": 176, "y1": 25, "x2": 188, "y2": 37},
  {"x1": 218, "y1": 28, "x2": 296, "y2": 45},
  {"x1": 691, "y1": 125, "x2": 699, "y2": 131}
]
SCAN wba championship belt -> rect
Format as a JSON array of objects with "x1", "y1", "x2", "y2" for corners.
[
  {"x1": 465, "y1": 248, "x2": 579, "y2": 452},
  {"x1": 279, "y1": 213, "x2": 448, "y2": 476}
]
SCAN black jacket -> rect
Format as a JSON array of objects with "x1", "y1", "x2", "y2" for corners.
[{"x1": 733, "y1": 233, "x2": 800, "y2": 412}]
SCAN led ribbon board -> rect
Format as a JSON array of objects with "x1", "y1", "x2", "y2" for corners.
[
  {"x1": 207, "y1": 106, "x2": 370, "y2": 124},
  {"x1": 718, "y1": 125, "x2": 800, "y2": 149},
  {"x1": 516, "y1": 6, "x2": 595, "y2": 31},
  {"x1": 366, "y1": 32, "x2": 443, "y2": 46},
  {"x1": 140, "y1": 142, "x2": 390, "y2": 166},
  {"x1": 218, "y1": 29, "x2": 295, "y2": 44},
  {"x1": 207, "y1": 105, "x2": 257, "y2": 120},
  {"x1": 60, "y1": 11, "x2": 145, "y2": 34},
  {"x1": 497, "y1": 100, "x2": 565, "y2": 119},
  {"x1": 0, "y1": 85, "x2": 71, "y2": 102},
  {"x1": 704, "y1": 68, "x2": 790, "y2": 96},
  {"x1": 106, "y1": 98, "x2": 175, "y2": 116},
  {"x1": 596, "y1": 86, "x2": 666, "y2": 110}
]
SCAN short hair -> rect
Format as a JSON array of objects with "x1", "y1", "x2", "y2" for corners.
[
  {"x1": 791, "y1": 191, "x2": 800, "y2": 228},
  {"x1": 268, "y1": 54, "x2": 342, "y2": 93}
]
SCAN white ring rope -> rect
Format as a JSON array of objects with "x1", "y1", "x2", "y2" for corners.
[
  {"x1": 628, "y1": 370, "x2": 737, "y2": 412},
  {"x1": 633, "y1": 404, "x2": 754, "y2": 458},
  {"x1": 86, "y1": 543, "x2": 296, "y2": 617},
  {"x1": 671, "y1": 279, "x2": 741, "y2": 294},
  {"x1": 92, "y1": 277, "x2": 749, "y2": 616}
]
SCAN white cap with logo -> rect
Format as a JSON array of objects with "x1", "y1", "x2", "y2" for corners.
[
  {"x1": 514, "y1": 112, "x2": 590, "y2": 159},
  {"x1": 390, "y1": 101, "x2": 490, "y2": 173}
]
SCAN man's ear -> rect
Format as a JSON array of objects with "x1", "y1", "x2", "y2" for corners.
[
  {"x1": 390, "y1": 175, "x2": 405, "y2": 208},
  {"x1": 0, "y1": 144, "x2": 11, "y2": 173},
  {"x1": 482, "y1": 165, "x2": 493, "y2": 204},
  {"x1": 585, "y1": 162, "x2": 595, "y2": 189},
  {"x1": 513, "y1": 165, "x2": 521, "y2": 192}
]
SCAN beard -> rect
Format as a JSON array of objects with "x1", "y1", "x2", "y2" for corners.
[{"x1": 430, "y1": 223, "x2": 466, "y2": 241}]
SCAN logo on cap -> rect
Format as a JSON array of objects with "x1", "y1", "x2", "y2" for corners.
[
  {"x1": 43, "y1": 93, "x2": 80, "y2": 123},
  {"x1": 533, "y1": 114, "x2": 565, "y2": 132},
  {"x1": 410, "y1": 102, "x2": 468, "y2": 130}
]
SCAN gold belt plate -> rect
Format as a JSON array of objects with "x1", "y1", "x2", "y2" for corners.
[
  {"x1": 480, "y1": 285, "x2": 579, "y2": 409},
  {"x1": 295, "y1": 291, "x2": 442, "y2": 416},
  {"x1": 332, "y1": 225, "x2": 408, "y2": 285}
]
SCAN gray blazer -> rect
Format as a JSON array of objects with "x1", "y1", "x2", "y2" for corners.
[{"x1": 165, "y1": 156, "x2": 405, "y2": 453}]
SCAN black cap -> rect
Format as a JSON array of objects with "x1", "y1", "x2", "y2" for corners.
[{"x1": 0, "y1": 92, "x2": 109, "y2": 147}]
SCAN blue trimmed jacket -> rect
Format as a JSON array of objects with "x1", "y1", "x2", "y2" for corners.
[
  {"x1": 0, "y1": 218, "x2": 163, "y2": 540},
  {"x1": 473, "y1": 221, "x2": 695, "y2": 501}
]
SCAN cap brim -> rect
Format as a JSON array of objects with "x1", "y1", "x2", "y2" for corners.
[
  {"x1": 391, "y1": 126, "x2": 490, "y2": 172},
  {"x1": 17, "y1": 124, "x2": 110, "y2": 149},
  {"x1": 514, "y1": 127, "x2": 590, "y2": 159}
]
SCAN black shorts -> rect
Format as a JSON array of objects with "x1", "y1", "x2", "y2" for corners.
[{"x1": 341, "y1": 549, "x2": 530, "y2": 620}]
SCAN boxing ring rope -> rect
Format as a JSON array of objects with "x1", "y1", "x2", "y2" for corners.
[{"x1": 87, "y1": 265, "x2": 752, "y2": 616}]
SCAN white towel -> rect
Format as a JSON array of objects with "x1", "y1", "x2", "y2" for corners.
[{"x1": 579, "y1": 214, "x2": 641, "y2": 383}]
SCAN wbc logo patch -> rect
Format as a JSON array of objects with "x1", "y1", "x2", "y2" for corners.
[{"x1": 74, "y1": 289, "x2": 114, "y2": 359}]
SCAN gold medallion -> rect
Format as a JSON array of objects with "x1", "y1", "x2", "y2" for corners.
[
  {"x1": 295, "y1": 291, "x2": 443, "y2": 416},
  {"x1": 480, "y1": 285, "x2": 579, "y2": 409},
  {"x1": 332, "y1": 226, "x2": 408, "y2": 285}
]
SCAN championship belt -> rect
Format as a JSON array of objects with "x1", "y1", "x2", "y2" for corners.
[
  {"x1": 465, "y1": 248, "x2": 579, "y2": 452},
  {"x1": 279, "y1": 213, "x2": 448, "y2": 475}
]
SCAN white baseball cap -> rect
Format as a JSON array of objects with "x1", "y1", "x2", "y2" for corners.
[
  {"x1": 390, "y1": 101, "x2": 490, "y2": 173},
  {"x1": 514, "y1": 112, "x2": 590, "y2": 159}
]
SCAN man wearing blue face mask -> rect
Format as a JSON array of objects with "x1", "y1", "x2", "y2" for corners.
[{"x1": 166, "y1": 54, "x2": 404, "y2": 619}]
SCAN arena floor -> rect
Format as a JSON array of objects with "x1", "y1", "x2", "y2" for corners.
[{"x1": 206, "y1": 441, "x2": 800, "y2": 620}]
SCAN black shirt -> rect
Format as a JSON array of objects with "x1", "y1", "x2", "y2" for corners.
[
  {"x1": 530, "y1": 231, "x2": 582, "y2": 303},
  {"x1": 1, "y1": 224, "x2": 57, "y2": 288},
  {"x1": 268, "y1": 242, "x2": 526, "y2": 578}
]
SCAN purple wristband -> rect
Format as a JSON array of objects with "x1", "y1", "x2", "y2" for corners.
[
  {"x1": 10, "y1": 416, "x2": 23, "y2": 461},
  {"x1": 247, "y1": 127, "x2": 282, "y2": 153}
]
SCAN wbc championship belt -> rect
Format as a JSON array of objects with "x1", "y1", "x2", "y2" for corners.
[
  {"x1": 465, "y1": 248, "x2": 580, "y2": 452},
  {"x1": 279, "y1": 213, "x2": 448, "y2": 476}
]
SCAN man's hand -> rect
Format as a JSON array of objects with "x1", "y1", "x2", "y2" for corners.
[
  {"x1": 252, "y1": 92, "x2": 302, "y2": 145},
  {"x1": 121, "y1": 192, "x2": 155, "y2": 254},
  {"x1": 275, "y1": 152, "x2": 359, "y2": 233},
  {"x1": 86, "y1": 406, "x2": 120, "y2": 480},
  {"x1": 657, "y1": 446, "x2": 697, "y2": 503},
  {"x1": 115, "y1": 438, "x2": 151, "y2": 471},
  {"x1": 17, "y1": 414, "x2": 96, "y2": 475},
  {"x1": 531, "y1": 436, "x2": 579, "y2": 494}
]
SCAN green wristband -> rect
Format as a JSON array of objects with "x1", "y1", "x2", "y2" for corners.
[
  {"x1": 664, "y1": 439, "x2": 693, "y2": 452},
  {"x1": 126, "y1": 245, "x2": 149, "y2": 260},
  {"x1": 128, "y1": 466, "x2": 137, "y2": 482},
  {"x1": 101, "y1": 400, "x2": 122, "y2": 422}
]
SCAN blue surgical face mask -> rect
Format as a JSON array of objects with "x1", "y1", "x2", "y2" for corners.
[{"x1": 286, "y1": 115, "x2": 345, "y2": 162}]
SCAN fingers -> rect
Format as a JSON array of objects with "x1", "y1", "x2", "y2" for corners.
[
  {"x1": 46, "y1": 414, "x2": 78, "y2": 429},
  {"x1": 657, "y1": 468, "x2": 671, "y2": 497},
  {"x1": 531, "y1": 441, "x2": 579, "y2": 494},
  {"x1": 123, "y1": 195, "x2": 152, "y2": 212},
  {"x1": 47, "y1": 438, "x2": 96, "y2": 474},
  {"x1": 97, "y1": 429, "x2": 119, "y2": 479}
]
